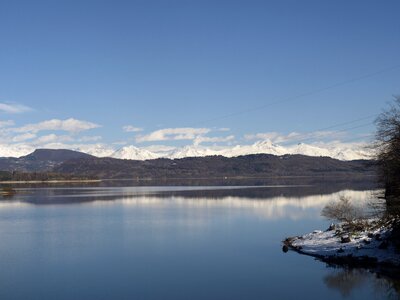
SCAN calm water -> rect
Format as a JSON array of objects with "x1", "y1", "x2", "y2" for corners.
[{"x1": 0, "y1": 181, "x2": 398, "y2": 299}]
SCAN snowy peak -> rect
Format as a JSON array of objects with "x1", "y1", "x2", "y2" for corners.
[
  {"x1": 0, "y1": 140, "x2": 371, "y2": 161},
  {"x1": 108, "y1": 140, "x2": 370, "y2": 161},
  {"x1": 288, "y1": 143, "x2": 331, "y2": 158},
  {"x1": 170, "y1": 146, "x2": 218, "y2": 159},
  {"x1": 246, "y1": 140, "x2": 287, "y2": 156},
  {"x1": 112, "y1": 145, "x2": 160, "y2": 160}
]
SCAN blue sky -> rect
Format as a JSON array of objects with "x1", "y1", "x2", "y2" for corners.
[{"x1": 0, "y1": 0, "x2": 399, "y2": 154}]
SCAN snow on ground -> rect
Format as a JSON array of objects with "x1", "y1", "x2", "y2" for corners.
[{"x1": 287, "y1": 223, "x2": 400, "y2": 266}]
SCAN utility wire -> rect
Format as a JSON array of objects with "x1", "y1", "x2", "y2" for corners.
[
  {"x1": 187, "y1": 64, "x2": 399, "y2": 146},
  {"x1": 190, "y1": 64, "x2": 400, "y2": 127},
  {"x1": 279, "y1": 121, "x2": 375, "y2": 145},
  {"x1": 340, "y1": 134, "x2": 374, "y2": 144},
  {"x1": 268, "y1": 114, "x2": 376, "y2": 145},
  {"x1": 299, "y1": 114, "x2": 377, "y2": 133}
]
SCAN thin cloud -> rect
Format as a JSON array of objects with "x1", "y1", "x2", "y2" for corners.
[
  {"x1": 0, "y1": 120, "x2": 15, "y2": 128},
  {"x1": 136, "y1": 127, "x2": 211, "y2": 143},
  {"x1": 123, "y1": 125, "x2": 143, "y2": 132},
  {"x1": 0, "y1": 102, "x2": 32, "y2": 114},
  {"x1": 33, "y1": 134, "x2": 73, "y2": 144},
  {"x1": 13, "y1": 118, "x2": 101, "y2": 133},
  {"x1": 0, "y1": 118, "x2": 103, "y2": 157},
  {"x1": 12, "y1": 133, "x2": 36, "y2": 142},
  {"x1": 193, "y1": 135, "x2": 235, "y2": 146},
  {"x1": 79, "y1": 135, "x2": 102, "y2": 142},
  {"x1": 112, "y1": 141, "x2": 128, "y2": 145},
  {"x1": 142, "y1": 145, "x2": 177, "y2": 153},
  {"x1": 244, "y1": 130, "x2": 347, "y2": 144}
]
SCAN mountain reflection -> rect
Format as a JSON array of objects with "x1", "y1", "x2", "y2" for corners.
[
  {"x1": 1, "y1": 180, "x2": 398, "y2": 299},
  {"x1": 91, "y1": 190, "x2": 376, "y2": 221},
  {"x1": 0, "y1": 185, "x2": 379, "y2": 221}
]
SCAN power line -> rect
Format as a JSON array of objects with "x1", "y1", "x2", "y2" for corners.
[
  {"x1": 276, "y1": 114, "x2": 377, "y2": 145},
  {"x1": 187, "y1": 65, "x2": 399, "y2": 146},
  {"x1": 340, "y1": 134, "x2": 375, "y2": 144},
  {"x1": 190, "y1": 64, "x2": 400, "y2": 127},
  {"x1": 279, "y1": 121, "x2": 374, "y2": 145},
  {"x1": 302, "y1": 114, "x2": 377, "y2": 133}
]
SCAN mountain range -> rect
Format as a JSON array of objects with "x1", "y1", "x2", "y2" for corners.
[
  {"x1": 0, "y1": 140, "x2": 371, "y2": 161},
  {"x1": 0, "y1": 148, "x2": 376, "y2": 180},
  {"x1": 111, "y1": 140, "x2": 371, "y2": 161}
]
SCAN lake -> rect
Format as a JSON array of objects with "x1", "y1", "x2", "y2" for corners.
[{"x1": 0, "y1": 179, "x2": 398, "y2": 299}]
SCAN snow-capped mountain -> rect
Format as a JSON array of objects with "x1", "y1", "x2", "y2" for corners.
[
  {"x1": 169, "y1": 145, "x2": 219, "y2": 159},
  {"x1": 0, "y1": 140, "x2": 371, "y2": 161},
  {"x1": 319, "y1": 146, "x2": 361, "y2": 161},
  {"x1": 73, "y1": 144, "x2": 115, "y2": 158},
  {"x1": 112, "y1": 145, "x2": 160, "y2": 160},
  {"x1": 287, "y1": 143, "x2": 332, "y2": 158},
  {"x1": 109, "y1": 140, "x2": 370, "y2": 161},
  {"x1": 221, "y1": 140, "x2": 287, "y2": 157}
]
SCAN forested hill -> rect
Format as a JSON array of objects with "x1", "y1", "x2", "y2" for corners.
[
  {"x1": 0, "y1": 149, "x2": 94, "y2": 172},
  {"x1": 53, "y1": 153, "x2": 376, "y2": 179},
  {"x1": 0, "y1": 149, "x2": 376, "y2": 180}
]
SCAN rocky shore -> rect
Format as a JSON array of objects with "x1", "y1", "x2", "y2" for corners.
[{"x1": 283, "y1": 220, "x2": 400, "y2": 277}]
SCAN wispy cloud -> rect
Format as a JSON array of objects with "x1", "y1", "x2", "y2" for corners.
[
  {"x1": 244, "y1": 130, "x2": 347, "y2": 144},
  {"x1": 0, "y1": 102, "x2": 32, "y2": 114},
  {"x1": 13, "y1": 118, "x2": 101, "y2": 133},
  {"x1": 0, "y1": 117, "x2": 106, "y2": 157},
  {"x1": 193, "y1": 135, "x2": 235, "y2": 146},
  {"x1": 79, "y1": 135, "x2": 102, "y2": 142},
  {"x1": 12, "y1": 133, "x2": 36, "y2": 142},
  {"x1": 123, "y1": 125, "x2": 143, "y2": 132},
  {"x1": 33, "y1": 134, "x2": 73, "y2": 144},
  {"x1": 136, "y1": 127, "x2": 211, "y2": 143},
  {"x1": 0, "y1": 120, "x2": 14, "y2": 128},
  {"x1": 112, "y1": 141, "x2": 128, "y2": 145},
  {"x1": 142, "y1": 145, "x2": 177, "y2": 153}
]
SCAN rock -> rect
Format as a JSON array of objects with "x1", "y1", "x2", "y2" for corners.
[
  {"x1": 375, "y1": 233, "x2": 382, "y2": 241},
  {"x1": 364, "y1": 239, "x2": 371, "y2": 244},
  {"x1": 341, "y1": 236, "x2": 351, "y2": 243},
  {"x1": 337, "y1": 247, "x2": 345, "y2": 253},
  {"x1": 282, "y1": 245, "x2": 289, "y2": 253},
  {"x1": 327, "y1": 223, "x2": 336, "y2": 231},
  {"x1": 367, "y1": 233, "x2": 374, "y2": 238}
]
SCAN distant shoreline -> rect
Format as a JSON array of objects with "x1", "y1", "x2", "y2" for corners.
[
  {"x1": 0, "y1": 179, "x2": 102, "y2": 184},
  {"x1": 0, "y1": 174, "x2": 378, "y2": 184}
]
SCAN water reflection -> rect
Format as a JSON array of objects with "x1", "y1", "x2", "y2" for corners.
[
  {"x1": 92, "y1": 190, "x2": 376, "y2": 221},
  {"x1": 0, "y1": 181, "x2": 398, "y2": 299},
  {"x1": 0, "y1": 174, "x2": 379, "y2": 190},
  {"x1": 0, "y1": 186, "x2": 379, "y2": 221},
  {"x1": 324, "y1": 268, "x2": 400, "y2": 299}
]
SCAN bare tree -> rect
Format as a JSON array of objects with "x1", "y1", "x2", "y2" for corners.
[
  {"x1": 374, "y1": 96, "x2": 400, "y2": 212},
  {"x1": 373, "y1": 97, "x2": 400, "y2": 247},
  {"x1": 321, "y1": 196, "x2": 364, "y2": 227}
]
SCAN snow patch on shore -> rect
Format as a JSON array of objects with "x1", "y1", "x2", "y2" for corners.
[{"x1": 288, "y1": 224, "x2": 400, "y2": 266}]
